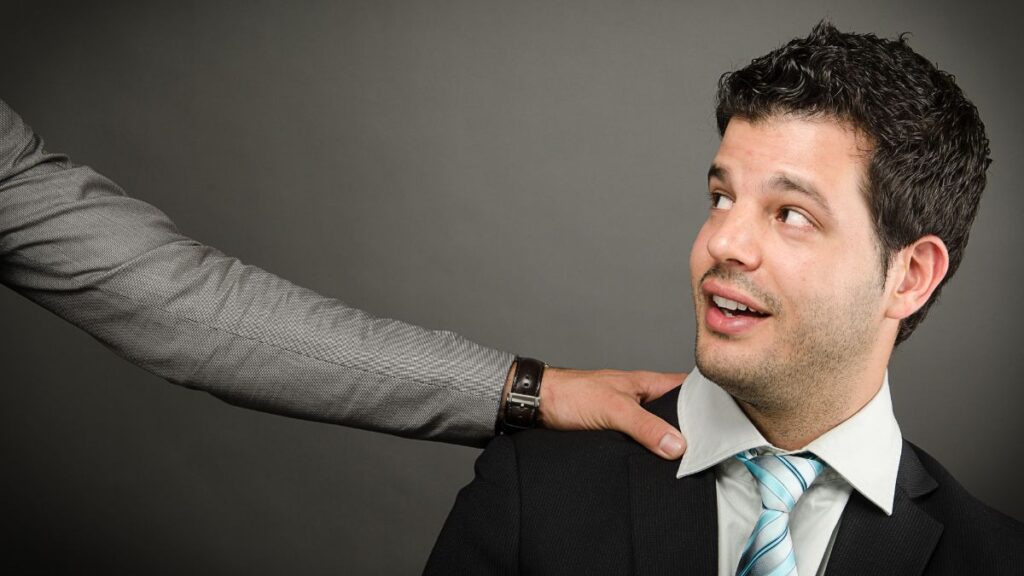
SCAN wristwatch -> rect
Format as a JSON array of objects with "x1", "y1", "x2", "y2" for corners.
[{"x1": 499, "y1": 356, "x2": 546, "y2": 434}]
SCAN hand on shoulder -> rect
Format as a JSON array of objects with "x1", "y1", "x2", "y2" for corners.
[{"x1": 537, "y1": 366, "x2": 687, "y2": 459}]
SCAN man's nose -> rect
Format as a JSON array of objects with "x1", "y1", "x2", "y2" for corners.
[{"x1": 705, "y1": 205, "x2": 762, "y2": 270}]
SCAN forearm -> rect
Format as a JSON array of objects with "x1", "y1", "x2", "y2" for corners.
[{"x1": 0, "y1": 100, "x2": 513, "y2": 446}]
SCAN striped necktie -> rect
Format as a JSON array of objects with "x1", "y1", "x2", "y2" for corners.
[{"x1": 734, "y1": 450, "x2": 826, "y2": 576}]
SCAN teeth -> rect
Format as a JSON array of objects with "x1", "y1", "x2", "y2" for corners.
[
  {"x1": 712, "y1": 295, "x2": 739, "y2": 311},
  {"x1": 712, "y1": 294, "x2": 758, "y2": 314}
]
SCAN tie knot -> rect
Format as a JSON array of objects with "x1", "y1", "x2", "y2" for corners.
[{"x1": 735, "y1": 450, "x2": 825, "y2": 513}]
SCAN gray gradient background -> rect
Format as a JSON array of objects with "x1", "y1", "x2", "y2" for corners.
[{"x1": 2, "y1": 1, "x2": 1022, "y2": 573}]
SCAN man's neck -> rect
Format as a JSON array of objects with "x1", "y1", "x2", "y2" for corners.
[{"x1": 736, "y1": 363, "x2": 889, "y2": 451}]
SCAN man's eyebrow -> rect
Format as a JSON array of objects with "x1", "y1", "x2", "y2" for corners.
[
  {"x1": 768, "y1": 172, "x2": 834, "y2": 219},
  {"x1": 707, "y1": 163, "x2": 727, "y2": 183},
  {"x1": 707, "y1": 165, "x2": 835, "y2": 220}
]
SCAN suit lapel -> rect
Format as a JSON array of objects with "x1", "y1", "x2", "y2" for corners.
[
  {"x1": 629, "y1": 454, "x2": 718, "y2": 575},
  {"x1": 825, "y1": 441, "x2": 943, "y2": 576}
]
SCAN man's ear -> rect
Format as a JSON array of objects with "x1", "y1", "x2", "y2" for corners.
[{"x1": 885, "y1": 235, "x2": 950, "y2": 320}]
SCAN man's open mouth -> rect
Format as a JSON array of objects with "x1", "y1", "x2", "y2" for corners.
[{"x1": 710, "y1": 294, "x2": 769, "y2": 318}]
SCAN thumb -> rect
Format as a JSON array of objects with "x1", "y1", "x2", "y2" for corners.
[
  {"x1": 613, "y1": 401, "x2": 687, "y2": 460},
  {"x1": 635, "y1": 371, "x2": 687, "y2": 402}
]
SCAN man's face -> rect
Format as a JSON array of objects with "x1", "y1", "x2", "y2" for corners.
[{"x1": 690, "y1": 116, "x2": 889, "y2": 412}]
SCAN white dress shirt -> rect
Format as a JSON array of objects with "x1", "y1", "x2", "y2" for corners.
[{"x1": 675, "y1": 368, "x2": 904, "y2": 576}]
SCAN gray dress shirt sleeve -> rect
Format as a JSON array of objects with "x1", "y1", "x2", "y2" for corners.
[{"x1": 0, "y1": 100, "x2": 514, "y2": 447}]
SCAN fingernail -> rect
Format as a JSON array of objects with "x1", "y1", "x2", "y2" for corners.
[{"x1": 659, "y1": 433, "x2": 685, "y2": 458}]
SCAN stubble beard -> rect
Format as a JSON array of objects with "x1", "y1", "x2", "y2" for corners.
[{"x1": 694, "y1": 271, "x2": 881, "y2": 422}]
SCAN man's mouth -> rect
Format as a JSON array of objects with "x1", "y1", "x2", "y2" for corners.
[
  {"x1": 710, "y1": 294, "x2": 769, "y2": 318},
  {"x1": 699, "y1": 277, "x2": 774, "y2": 336}
]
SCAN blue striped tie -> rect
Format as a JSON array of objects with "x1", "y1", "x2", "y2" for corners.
[{"x1": 734, "y1": 450, "x2": 826, "y2": 576}]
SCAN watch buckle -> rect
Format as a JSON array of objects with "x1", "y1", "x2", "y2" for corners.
[{"x1": 507, "y1": 392, "x2": 540, "y2": 409}]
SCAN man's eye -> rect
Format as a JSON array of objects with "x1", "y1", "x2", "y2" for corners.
[
  {"x1": 779, "y1": 208, "x2": 813, "y2": 228},
  {"x1": 710, "y1": 193, "x2": 734, "y2": 210}
]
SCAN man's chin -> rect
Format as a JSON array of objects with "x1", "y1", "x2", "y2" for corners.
[
  {"x1": 696, "y1": 323, "x2": 760, "y2": 355},
  {"x1": 695, "y1": 341, "x2": 764, "y2": 394},
  {"x1": 695, "y1": 355, "x2": 764, "y2": 408}
]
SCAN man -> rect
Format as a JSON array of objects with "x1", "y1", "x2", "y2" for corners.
[{"x1": 425, "y1": 22, "x2": 1024, "y2": 574}]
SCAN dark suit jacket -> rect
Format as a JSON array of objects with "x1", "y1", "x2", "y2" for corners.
[{"x1": 425, "y1": 387, "x2": 1024, "y2": 575}]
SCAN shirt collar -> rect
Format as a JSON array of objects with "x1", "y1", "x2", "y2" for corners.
[{"x1": 675, "y1": 368, "x2": 903, "y2": 515}]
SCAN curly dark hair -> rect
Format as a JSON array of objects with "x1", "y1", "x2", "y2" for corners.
[{"x1": 715, "y1": 21, "x2": 990, "y2": 345}]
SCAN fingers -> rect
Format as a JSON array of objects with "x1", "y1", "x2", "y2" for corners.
[
  {"x1": 536, "y1": 367, "x2": 687, "y2": 460},
  {"x1": 612, "y1": 400, "x2": 687, "y2": 460},
  {"x1": 634, "y1": 371, "x2": 688, "y2": 401}
]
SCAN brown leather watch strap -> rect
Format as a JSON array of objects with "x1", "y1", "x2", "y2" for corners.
[{"x1": 499, "y1": 356, "x2": 545, "y2": 434}]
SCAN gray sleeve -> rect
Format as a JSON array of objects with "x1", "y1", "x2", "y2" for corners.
[{"x1": 0, "y1": 100, "x2": 514, "y2": 447}]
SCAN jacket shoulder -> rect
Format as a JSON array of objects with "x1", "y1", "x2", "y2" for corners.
[{"x1": 906, "y1": 442, "x2": 1024, "y2": 572}]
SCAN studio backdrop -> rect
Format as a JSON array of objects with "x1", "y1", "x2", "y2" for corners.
[{"x1": 2, "y1": 1, "x2": 1022, "y2": 573}]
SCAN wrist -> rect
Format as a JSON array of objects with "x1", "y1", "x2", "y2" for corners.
[{"x1": 536, "y1": 365, "x2": 571, "y2": 427}]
